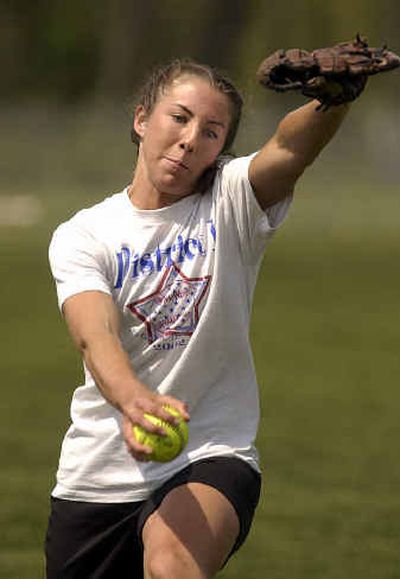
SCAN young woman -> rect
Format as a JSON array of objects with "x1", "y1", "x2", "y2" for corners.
[{"x1": 46, "y1": 60, "x2": 349, "y2": 578}]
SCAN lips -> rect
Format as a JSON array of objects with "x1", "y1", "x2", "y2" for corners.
[{"x1": 164, "y1": 157, "x2": 189, "y2": 170}]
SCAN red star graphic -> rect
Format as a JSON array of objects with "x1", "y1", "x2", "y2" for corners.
[{"x1": 127, "y1": 263, "x2": 211, "y2": 344}]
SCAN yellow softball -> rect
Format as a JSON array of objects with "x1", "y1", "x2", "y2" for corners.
[{"x1": 133, "y1": 405, "x2": 189, "y2": 462}]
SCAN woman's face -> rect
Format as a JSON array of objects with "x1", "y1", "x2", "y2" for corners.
[{"x1": 133, "y1": 75, "x2": 232, "y2": 204}]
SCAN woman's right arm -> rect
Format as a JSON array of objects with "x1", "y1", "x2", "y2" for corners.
[{"x1": 62, "y1": 290, "x2": 189, "y2": 461}]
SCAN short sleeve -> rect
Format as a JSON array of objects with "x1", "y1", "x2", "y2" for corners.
[
  {"x1": 217, "y1": 154, "x2": 293, "y2": 257},
  {"x1": 49, "y1": 220, "x2": 112, "y2": 310}
]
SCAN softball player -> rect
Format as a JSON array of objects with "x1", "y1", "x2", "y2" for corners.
[{"x1": 46, "y1": 59, "x2": 349, "y2": 578}]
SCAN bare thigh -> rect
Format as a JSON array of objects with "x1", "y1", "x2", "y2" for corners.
[{"x1": 142, "y1": 482, "x2": 240, "y2": 579}]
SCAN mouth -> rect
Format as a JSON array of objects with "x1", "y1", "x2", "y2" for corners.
[{"x1": 164, "y1": 157, "x2": 189, "y2": 171}]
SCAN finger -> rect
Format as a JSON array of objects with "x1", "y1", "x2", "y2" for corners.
[
  {"x1": 160, "y1": 397, "x2": 190, "y2": 422},
  {"x1": 140, "y1": 413, "x2": 167, "y2": 436},
  {"x1": 128, "y1": 444, "x2": 152, "y2": 462},
  {"x1": 123, "y1": 399, "x2": 167, "y2": 436},
  {"x1": 123, "y1": 395, "x2": 189, "y2": 434},
  {"x1": 132, "y1": 401, "x2": 182, "y2": 431},
  {"x1": 122, "y1": 417, "x2": 154, "y2": 459}
]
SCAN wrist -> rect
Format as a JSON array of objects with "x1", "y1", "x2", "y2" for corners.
[{"x1": 113, "y1": 379, "x2": 152, "y2": 414}]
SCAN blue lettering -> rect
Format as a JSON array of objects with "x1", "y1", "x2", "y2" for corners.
[
  {"x1": 207, "y1": 219, "x2": 216, "y2": 242},
  {"x1": 132, "y1": 253, "x2": 140, "y2": 278},
  {"x1": 176, "y1": 235, "x2": 185, "y2": 262},
  {"x1": 196, "y1": 239, "x2": 206, "y2": 256},
  {"x1": 184, "y1": 238, "x2": 204, "y2": 259},
  {"x1": 155, "y1": 246, "x2": 162, "y2": 271},
  {"x1": 114, "y1": 223, "x2": 218, "y2": 289},
  {"x1": 140, "y1": 253, "x2": 154, "y2": 275},
  {"x1": 114, "y1": 246, "x2": 131, "y2": 289},
  {"x1": 160, "y1": 246, "x2": 174, "y2": 268}
]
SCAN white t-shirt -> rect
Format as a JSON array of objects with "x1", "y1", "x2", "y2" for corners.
[{"x1": 49, "y1": 154, "x2": 292, "y2": 502}]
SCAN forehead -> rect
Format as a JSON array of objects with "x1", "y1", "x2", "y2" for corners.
[{"x1": 158, "y1": 75, "x2": 232, "y2": 120}]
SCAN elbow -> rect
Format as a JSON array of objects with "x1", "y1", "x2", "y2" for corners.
[
  {"x1": 281, "y1": 147, "x2": 311, "y2": 185},
  {"x1": 77, "y1": 336, "x2": 89, "y2": 354}
]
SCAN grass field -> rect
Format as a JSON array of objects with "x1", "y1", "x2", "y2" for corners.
[{"x1": 1, "y1": 116, "x2": 399, "y2": 577}]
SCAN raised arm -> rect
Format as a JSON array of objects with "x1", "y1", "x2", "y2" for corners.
[
  {"x1": 249, "y1": 100, "x2": 349, "y2": 210},
  {"x1": 63, "y1": 291, "x2": 189, "y2": 460}
]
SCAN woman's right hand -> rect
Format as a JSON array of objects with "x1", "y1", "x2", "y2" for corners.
[{"x1": 121, "y1": 386, "x2": 190, "y2": 462}]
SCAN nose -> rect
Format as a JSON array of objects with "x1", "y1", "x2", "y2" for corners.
[
  {"x1": 179, "y1": 124, "x2": 199, "y2": 153},
  {"x1": 179, "y1": 140, "x2": 193, "y2": 152}
]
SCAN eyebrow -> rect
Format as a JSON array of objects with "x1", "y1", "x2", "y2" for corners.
[{"x1": 173, "y1": 103, "x2": 226, "y2": 128}]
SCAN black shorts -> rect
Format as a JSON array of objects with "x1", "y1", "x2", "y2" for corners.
[{"x1": 45, "y1": 456, "x2": 261, "y2": 579}]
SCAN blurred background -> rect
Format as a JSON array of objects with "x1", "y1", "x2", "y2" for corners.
[{"x1": 1, "y1": 2, "x2": 399, "y2": 577}]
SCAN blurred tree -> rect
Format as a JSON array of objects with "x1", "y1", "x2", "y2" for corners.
[
  {"x1": 94, "y1": 0, "x2": 154, "y2": 98},
  {"x1": 1, "y1": 0, "x2": 101, "y2": 101},
  {"x1": 0, "y1": 2, "x2": 23, "y2": 97},
  {"x1": 1, "y1": 0, "x2": 399, "y2": 103},
  {"x1": 184, "y1": 0, "x2": 252, "y2": 69},
  {"x1": 94, "y1": 0, "x2": 252, "y2": 99}
]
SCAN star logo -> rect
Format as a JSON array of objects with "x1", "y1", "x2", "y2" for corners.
[{"x1": 127, "y1": 263, "x2": 211, "y2": 345}]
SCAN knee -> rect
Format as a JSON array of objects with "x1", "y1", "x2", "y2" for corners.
[{"x1": 144, "y1": 544, "x2": 200, "y2": 579}]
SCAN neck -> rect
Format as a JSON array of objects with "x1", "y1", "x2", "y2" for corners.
[{"x1": 128, "y1": 179, "x2": 193, "y2": 210}]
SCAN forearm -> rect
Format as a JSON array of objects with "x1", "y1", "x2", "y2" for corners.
[
  {"x1": 249, "y1": 100, "x2": 350, "y2": 208},
  {"x1": 276, "y1": 100, "x2": 350, "y2": 169},
  {"x1": 79, "y1": 330, "x2": 147, "y2": 413},
  {"x1": 63, "y1": 291, "x2": 189, "y2": 458},
  {"x1": 63, "y1": 293, "x2": 190, "y2": 465},
  {"x1": 63, "y1": 292, "x2": 151, "y2": 414}
]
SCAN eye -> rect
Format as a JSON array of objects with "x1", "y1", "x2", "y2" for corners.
[
  {"x1": 205, "y1": 128, "x2": 218, "y2": 140},
  {"x1": 172, "y1": 114, "x2": 187, "y2": 124}
]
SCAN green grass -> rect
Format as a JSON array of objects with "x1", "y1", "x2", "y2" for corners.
[
  {"x1": 220, "y1": 186, "x2": 400, "y2": 578},
  {"x1": 1, "y1": 160, "x2": 400, "y2": 577}
]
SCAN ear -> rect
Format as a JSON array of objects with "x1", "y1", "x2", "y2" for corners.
[{"x1": 133, "y1": 105, "x2": 148, "y2": 139}]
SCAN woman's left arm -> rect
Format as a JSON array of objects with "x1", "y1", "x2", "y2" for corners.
[{"x1": 249, "y1": 100, "x2": 350, "y2": 210}]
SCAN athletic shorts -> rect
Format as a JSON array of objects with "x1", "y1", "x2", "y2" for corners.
[{"x1": 45, "y1": 456, "x2": 261, "y2": 579}]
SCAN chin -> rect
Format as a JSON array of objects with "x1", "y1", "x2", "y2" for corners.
[{"x1": 157, "y1": 177, "x2": 195, "y2": 198}]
